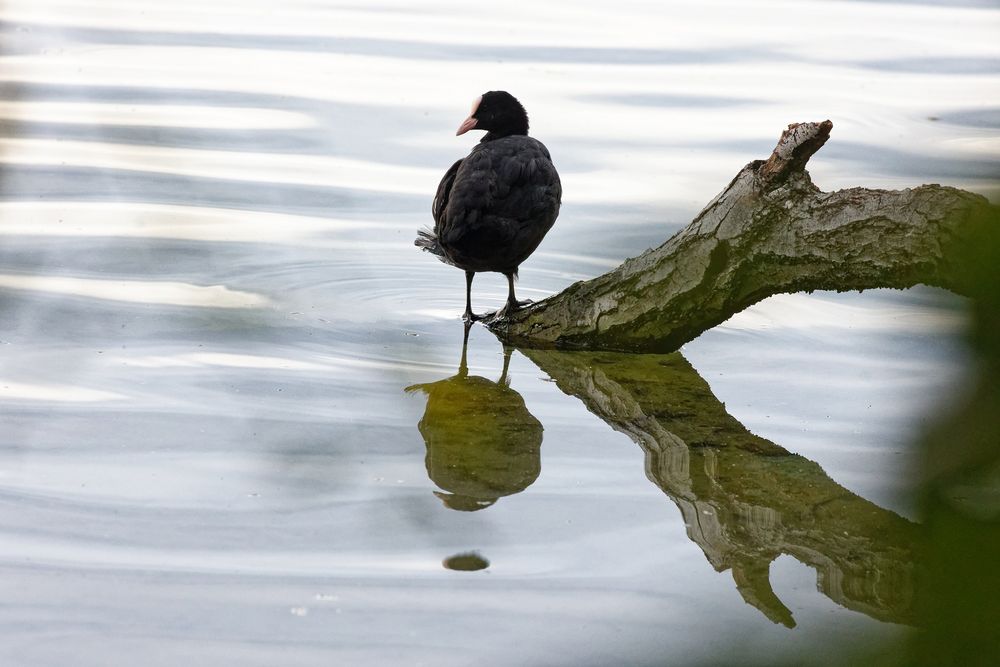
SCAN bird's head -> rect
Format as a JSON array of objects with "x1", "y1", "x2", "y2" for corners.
[{"x1": 456, "y1": 91, "x2": 529, "y2": 141}]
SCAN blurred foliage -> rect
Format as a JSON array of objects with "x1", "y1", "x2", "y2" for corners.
[{"x1": 910, "y1": 203, "x2": 1000, "y2": 666}]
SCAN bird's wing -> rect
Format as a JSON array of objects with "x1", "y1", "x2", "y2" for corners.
[
  {"x1": 489, "y1": 147, "x2": 561, "y2": 231},
  {"x1": 432, "y1": 158, "x2": 464, "y2": 231},
  {"x1": 441, "y1": 141, "x2": 561, "y2": 259}
]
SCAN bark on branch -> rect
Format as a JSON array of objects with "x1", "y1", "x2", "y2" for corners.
[{"x1": 487, "y1": 121, "x2": 997, "y2": 352}]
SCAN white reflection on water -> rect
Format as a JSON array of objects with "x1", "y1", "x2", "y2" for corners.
[
  {"x1": 122, "y1": 351, "x2": 457, "y2": 375},
  {"x1": 0, "y1": 138, "x2": 440, "y2": 195},
  {"x1": 0, "y1": 0, "x2": 997, "y2": 664},
  {"x1": 0, "y1": 202, "x2": 378, "y2": 241},
  {"x1": 0, "y1": 101, "x2": 315, "y2": 128},
  {"x1": 0, "y1": 379, "x2": 125, "y2": 402},
  {"x1": 0, "y1": 274, "x2": 270, "y2": 308},
  {"x1": 718, "y1": 292, "x2": 967, "y2": 334}
]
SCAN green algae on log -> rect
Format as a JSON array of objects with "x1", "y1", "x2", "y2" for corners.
[{"x1": 486, "y1": 121, "x2": 998, "y2": 352}]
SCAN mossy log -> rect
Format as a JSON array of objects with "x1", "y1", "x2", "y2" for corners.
[{"x1": 487, "y1": 121, "x2": 997, "y2": 352}]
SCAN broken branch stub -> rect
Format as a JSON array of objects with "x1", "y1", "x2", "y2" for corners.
[{"x1": 486, "y1": 121, "x2": 996, "y2": 353}]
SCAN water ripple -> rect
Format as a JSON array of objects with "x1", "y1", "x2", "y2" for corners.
[{"x1": 0, "y1": 0, "x2": 993, "y2": 663}]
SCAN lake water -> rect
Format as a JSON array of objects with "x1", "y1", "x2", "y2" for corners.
[{"x1": 1, "y1": 1, "x2": 997, "y2": 665}]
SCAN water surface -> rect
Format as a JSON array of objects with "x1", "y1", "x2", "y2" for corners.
[{"x1": 1, "y1": 1, "x2": 997, "y2": 665}]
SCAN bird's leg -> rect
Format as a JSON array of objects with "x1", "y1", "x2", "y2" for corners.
[
  {"x1": 498, "y1": 272, "x2": 532, "y2": 317},
  {"x1": 462, "y1": 271, "x2": 482, "y2": 322}
]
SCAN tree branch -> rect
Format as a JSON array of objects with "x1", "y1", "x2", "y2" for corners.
[{"x1": 487, "y1": 121, "x2": 996, "y2": 352}]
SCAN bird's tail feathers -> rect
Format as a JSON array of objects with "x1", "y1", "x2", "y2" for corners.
[
  {"x1": 415, "y1": 228, "x2": 440, "y2": 253},
  {"x1": 415, "y1": 228, "x2": 453, "y2": 265}
]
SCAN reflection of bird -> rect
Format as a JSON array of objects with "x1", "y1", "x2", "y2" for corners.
[
  {"x1": 416, "y1": 91, "x2": 562, "y2": 321},
  {"x1": 405, "y1": 325, "x2": 542, "y2": 511}
]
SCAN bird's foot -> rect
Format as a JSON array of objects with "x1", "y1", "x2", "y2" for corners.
[
  {"x1": 462, "y1": 310, "x2": 485, "y2": 323},
  {"x1": 492, "y1": 299, "x2": 532, "y2": 321}
]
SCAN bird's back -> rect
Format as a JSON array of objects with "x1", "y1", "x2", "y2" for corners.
[{"x1": 432, "y1": 136, "x2": 561, "y2": 273}]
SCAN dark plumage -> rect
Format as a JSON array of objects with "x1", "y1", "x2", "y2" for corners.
[{"x1": 416, "y1": 91, "x2": 562, "y2": 321}]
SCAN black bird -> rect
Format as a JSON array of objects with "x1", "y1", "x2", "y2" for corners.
[{"x1": 416, "y1": 91, "x2": 562, "y2": 321}]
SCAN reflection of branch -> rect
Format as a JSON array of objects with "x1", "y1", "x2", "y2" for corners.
[{"x1": 522, "y1": 348, "x2": 918, "y2": 627}]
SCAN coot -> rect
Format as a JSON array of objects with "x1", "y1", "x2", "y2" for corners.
[{"x1": 416, "y1": 91, "x2": 562, "y2": 321}]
